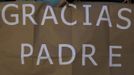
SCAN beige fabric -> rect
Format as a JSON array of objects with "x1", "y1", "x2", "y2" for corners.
[{"x1": 0, "y1": 2, "x2": 134, "y2": 75}]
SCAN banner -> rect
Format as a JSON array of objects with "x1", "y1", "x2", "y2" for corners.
[{"x1": 0, "y1": 2, "x2": 134, "y2": 75}]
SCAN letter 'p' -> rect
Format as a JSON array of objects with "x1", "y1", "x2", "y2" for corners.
[{"x1": 21, "y1": 43, "x2": 33, "y2": 64}]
